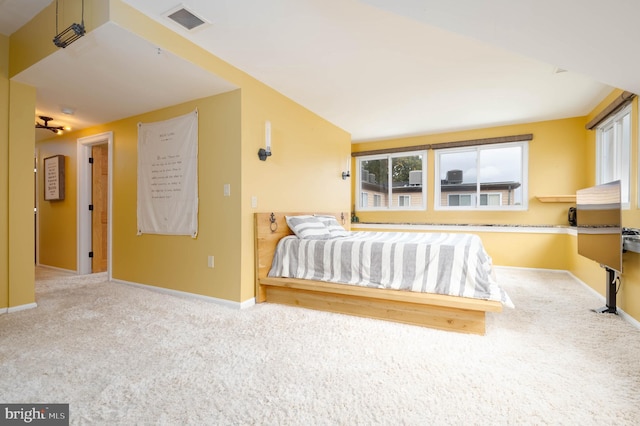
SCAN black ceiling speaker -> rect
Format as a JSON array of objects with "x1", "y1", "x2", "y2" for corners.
[{"x1": 35, "y1": 116, "x2": 64, "y2": 134}]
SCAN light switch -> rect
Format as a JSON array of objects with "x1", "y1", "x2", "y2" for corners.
[{"x1": 224, "y1": 184, "x2": 230, "y2": 197}]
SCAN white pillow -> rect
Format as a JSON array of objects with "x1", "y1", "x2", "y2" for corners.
[
  {"x1": 315, "y1": 215, "x2": 350, "y2": 238},
  {"x1": 285, "y1": 215, "x2": 332, "y2": 240}
]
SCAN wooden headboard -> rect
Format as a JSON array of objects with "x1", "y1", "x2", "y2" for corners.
[{"x1": 254, "y1": 212, "x2": 349, "y2": 302}]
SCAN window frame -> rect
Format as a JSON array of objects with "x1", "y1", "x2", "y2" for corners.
[
  {"x1": 356, "y1": 150, "x2": 427, "y2": 212},
  {"x1": 596, "y1": 104, "x2": 631, "y2": 209},
  {"x1": 434, "y1": 141, "x2": 528, "y2": 211}
]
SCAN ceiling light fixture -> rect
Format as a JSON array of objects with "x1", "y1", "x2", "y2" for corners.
[
  {"x1": 53, "y1": 0, "x2": 85, "y2": 48},
  {"x1": 36, "y1": 116, "x2": 64, "y2": 135}
]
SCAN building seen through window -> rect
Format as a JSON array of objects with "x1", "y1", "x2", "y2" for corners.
[{"x1": 358, "y1": 152, "x2": 425, "y2": 210}]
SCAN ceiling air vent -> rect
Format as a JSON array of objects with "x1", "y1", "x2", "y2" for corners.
[{"x1": 166, "y1": 6, "x2": 207, "y2": 31}]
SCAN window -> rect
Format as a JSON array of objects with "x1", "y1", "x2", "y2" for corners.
[
  {"x1": 448, "y1": 194, "x2": 502, "y2": 206},
  {"x1": 357, "y1": 151, "x2": 426, "y2": 211},
  {"x1": 448, "y1": 193, "x2": 502, "y2": 206},
  {"x1": 597, "y1": 104, "x2": 630, "y2": 207},
  {"x1": 480, "y1": 193, "x2": 502, "y2": 206},
  {"x1": 398, "y1": 195, "x2": 411, "y2": 207},
  {"x1": 449, "y1": 194, "x2": 472, "y2": 206},
  {"x1": 435, "y1": 142, "x2": 528, "y2": 210},
  {"x1": 361, "y1": 192, "x2": 369, "y2": 208}
]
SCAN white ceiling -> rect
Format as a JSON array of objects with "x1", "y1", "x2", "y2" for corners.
[
  {"x1": 13, "y1": 22, "x2": 237, "y2": 136},
  {"x1": 2, "y1": 0, "x2": 637, "y2": 142}
]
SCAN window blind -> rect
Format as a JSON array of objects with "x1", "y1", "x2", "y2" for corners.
[
  {"x1": 351, "y1": 134, "x2": 533, "y2": 157},
  {"x1": 585, "y1": 91, "x2": 636, "y2": 130}
]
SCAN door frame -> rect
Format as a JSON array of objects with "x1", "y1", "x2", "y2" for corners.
[
  {"x1": 77, "y1": 132, "x2": 113, "y2": 278},
  {"x1": 34, "y1": 148, "x2": 40, "y2": 266}
]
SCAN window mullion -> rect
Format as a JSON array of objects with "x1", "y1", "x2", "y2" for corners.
[
  {"x1": 476, "y1": 146, "x2": 481, "y2": 207},
  {"x1": 614, "y1": 120, "x2": 620, "y2": 180},
  {"x1": 387, "y1": 156, "x2": 392, "y2": 209}
]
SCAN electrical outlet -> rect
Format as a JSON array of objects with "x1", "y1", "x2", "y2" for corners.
[
  {"x1": 224, "y1": 184, "x2": 230, "y2": 197},
  {"x1": 208, "y1": 256, "x2": 214, "y2": 268},
  {"x1": 251, "y1": 196, "x2": 258, "y2": 208}
]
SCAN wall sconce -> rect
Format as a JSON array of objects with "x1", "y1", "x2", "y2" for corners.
[
  {"x1": 342, "y1": 156, "x2": 351, "y2": 179},
  {"x1": 258, "y1": 120, "x2": 272, "y2": 161}
]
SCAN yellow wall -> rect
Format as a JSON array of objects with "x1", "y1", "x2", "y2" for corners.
[
  {"x1": 1, "y1": 35, "x2": 9, "y2": 309},
  {"x1": 238, "y1": 84, "x2": 352, "y2": 301},
  {"x1": 352, "y1": 117, "x2": 588, "y2": 226},
  {"x1": 356, "y1": 224, "x2": 574, "y2": 271},
  {"x1": 480, "y1": 231, "x2": 573, "y2": 270},
  {"x1": 37, "y1": 141, "x2": 77, "y2": 270},
  {"x1": 7, "y1": 81, "x2": 36, "y2": 308},
  {"x1": 2, "y1": 31, "x2": 37, "y2": 310},
  {"x1": 110, "y1": 92, "x2": 242, "y2": 300}
]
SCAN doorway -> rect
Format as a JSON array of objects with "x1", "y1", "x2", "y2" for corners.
[{"x1": 77, "y1": 132, "x2": 113, "y2": 278}]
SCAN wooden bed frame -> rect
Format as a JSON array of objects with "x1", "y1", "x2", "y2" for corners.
[{"x1": 254, "y1": 212, "x2": 502, "y2": 335}]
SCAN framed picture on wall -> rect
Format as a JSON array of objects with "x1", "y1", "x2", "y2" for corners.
[{"x1": 44, "y1": 155, "x2": 65, "y2": 201}]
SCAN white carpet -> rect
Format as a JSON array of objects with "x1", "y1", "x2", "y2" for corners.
[{"x1": 1, "y1": 267, "x2": 639, "y2": 425}]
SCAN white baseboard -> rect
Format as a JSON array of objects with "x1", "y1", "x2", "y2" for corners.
[
  {"x1": 36, "y1": 264, "x2": 77, "y2": 274},
  {"x1": 112, "y1": 278, "x2": 255, "y2": 310},
  {"x1": 565, "y1": 270, "x2": 640, "y2": 330},
  {"x1": 240, "y1": 297, "x2": 256, "y2": 309},
  {"x1": 3, "y1": 303, "x2": 38, "y2": 314},
  {"x1": 495, "y1": 266, "x2": 640, "y2": 330},
  {"x1": 494, "y1": 265, "x2": 569, "y2": 274}
]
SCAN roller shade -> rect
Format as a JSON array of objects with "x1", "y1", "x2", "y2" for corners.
[
  {"x1": 352, "y1": 134, "x2": 533, "y2": 157},
  {"x1": 585, "y1": 91, "x2": 636, "y2": 130}
]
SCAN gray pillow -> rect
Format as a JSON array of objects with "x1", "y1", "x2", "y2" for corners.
[
  {"x1": 315, "y1": 215, "x2": 349, "y2": 238},
  {"x1": 285, "y1": 215, "x2": 332, "y2": 240}
]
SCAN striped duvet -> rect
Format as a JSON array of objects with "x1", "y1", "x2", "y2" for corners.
[{"x1": 268, "y1": 231, "x2": 513, "y2": 307}]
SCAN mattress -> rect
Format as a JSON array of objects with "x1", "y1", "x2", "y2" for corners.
[{"x1": 268, "y1": 231, "x2": 513, "y2": 307}]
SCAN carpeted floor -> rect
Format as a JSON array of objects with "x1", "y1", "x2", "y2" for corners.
[{"x1": 1, "y1": 267, "x2": 639, "y2": 425}]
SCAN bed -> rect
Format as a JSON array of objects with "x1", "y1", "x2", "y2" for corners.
[{"x1": 254, "y1": 212, "x2": 510, "y2": 335}]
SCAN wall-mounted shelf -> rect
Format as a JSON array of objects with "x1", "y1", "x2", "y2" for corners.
[{"x1": 536, "y1": 195, "x2": 576, "y2": 203}]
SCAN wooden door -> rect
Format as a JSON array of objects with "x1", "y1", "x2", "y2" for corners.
[{"x1": 91, "y1": 144, "x2": 108, "y2": 273}]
